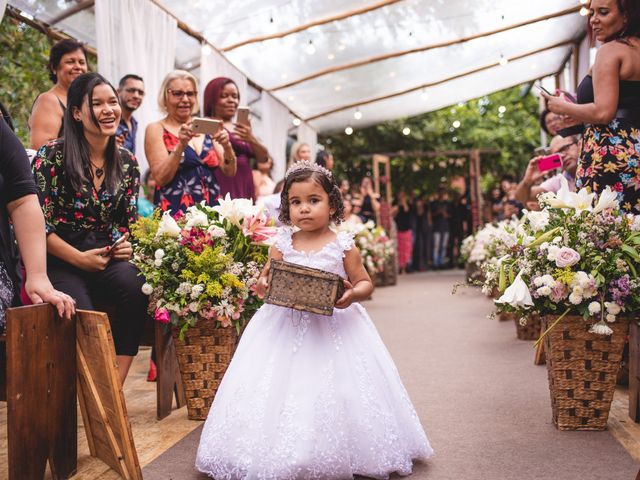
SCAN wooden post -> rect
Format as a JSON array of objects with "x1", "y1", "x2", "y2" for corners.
[
  {"x1": 469, "y1": 149, "x2": 482, "y2": 232},
  {"x1": 0, "y1": 334, "x2": 6, "y2": 402},
  {"x1": 6, "y1": 304, "x2": 77, "y2": 480},
  {"x1": 155, "y1": 321, "x2": 186, "y2": 420},
  {"x1": 629, "y1": 322, "x2": 640, "y2": 421}
]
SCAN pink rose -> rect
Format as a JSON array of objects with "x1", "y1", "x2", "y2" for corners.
[
  {"x1": 555, "y1": 247, "x2": 581, "y2": 268},
  {"x1": 549, "y1": 282, "x2": 568, "y2": 303},
  {"x1": 154, "y1": 307, "x2": 170, "y2": 324}
]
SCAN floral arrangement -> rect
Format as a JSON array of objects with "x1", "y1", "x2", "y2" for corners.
[
  {"x1": 493, "y1": 178, "x2": 640, "y2": 337},
  {"x1": 130, "y1": 195, "x2": 276, "y2": 337},
  {"x1": 336, "y1": 220, "x2": 394, "y2": 276}
]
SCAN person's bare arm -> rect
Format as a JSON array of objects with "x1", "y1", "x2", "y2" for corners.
[
  {"x1": 213, "y1": 128, "x2": 237, "y2": 177},
  {"x1": 47, "y1": 233, "x2": 110, "y2": 272},
  {"x1": 515, "y1": 158, "x2": 547, "y2": 204},
  {"x1": 543, "y1": 43, "x2": 621, "y2": 124},
  {"x1": 233, "y1": 120, "x2": 269, "y2": 162},
  {"x1": 29, "y1": 93, "x2": 63, "y2": 150},
  {"x1": 255, "y1": 244, "x2": 284, "y2": 298},
  {"x1": 335, "y1": 246, "x2": 373, "y2": 308},
  {"x1": 145, "y1": 122, "x2": 186, "y2": 187},
  {"x1": 7, "y1": 194, "x2": 75, "y2": 318}
]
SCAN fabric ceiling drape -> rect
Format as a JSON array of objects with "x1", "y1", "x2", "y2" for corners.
[
  {"x1": 199, "y1": 44, "x2": 249, "y2": 111},
  {"x1": 0, "y1": 1, "x2": 7, "y2": 23},
  {"x1": 296, "y1": 122, "x2": 318, "y2": 160},
  {"x1": 95, "y1": 0, "x2": 177, "y2": 172},
  {"x1": 260, "y1": 93, "x2": 290, "y2": 181}
]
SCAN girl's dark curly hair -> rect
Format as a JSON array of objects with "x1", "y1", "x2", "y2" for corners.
[{"x1": 278, "y1": 169, "x2": 345, "y2": 226}]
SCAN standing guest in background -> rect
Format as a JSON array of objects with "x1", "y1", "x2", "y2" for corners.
[
  {"x1": 137, "y1": 170, "x2": 156, "y2": 218},
  {"x1": 315, "y1": 150, "x2": 334, "y2": 171},
  {"x1": 450, "y1": 192, "x2": 471, "y2": 268},
  {"x1": 515, "y1": 135, "x2": 580, "y2": 204},
  {"x1": 430, "y1": 188, "x2": 452, "y2": 270},
  {"x1": 33, "y1": 73, "x2": 147, "y2": 385},
  {"x1": 392, "y1": 191, "x2": 414, "y2": 274},
  {"x1": 253, "y1": 156, "x2": 276, "y2": 198},
  {"x1": 489, "y1": 186, "x2": 504, "y2": 221},
  {"x1": 342, "y1": 197, "x2": 363, "y2": 226},
  {"x1": 412, "y1": 194, "x2": 431, "y2": 271},
  {"x1": 146, "y1": 71, "x2": 236, "y2": 214},
  {"x1": 29, "y1": 39, "x2": 88, "y2": 150},
  {"x1": 204, "y1": 77, "x2": 269, "y2": 201},
  {"x1": 116, "y1": 74, "x2": 145, "y2": 154},
  {"x1": 543, "y1": 0, "x2": 640, "y2": 212},
  {"x1": 0, "y1": 112, "x2": 75, "y2": 330},
  {"x1": 339, "y1": 178, "x2": 351, "y2": 199},
  {"x1": 358, "y1": 176, "x2": 380, "y2": 224},
  {"x1": 288, "y1": 141, "x2": 312, "y2": 168}
]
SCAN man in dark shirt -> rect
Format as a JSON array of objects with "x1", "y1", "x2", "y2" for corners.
[
  {"x1": 429, "y1": 188, "x2": 453, "y2": 269},
  {"x1": 116, "y1": 74, "x2": 144, "y2": 154}
]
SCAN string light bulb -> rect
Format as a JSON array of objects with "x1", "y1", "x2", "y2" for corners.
[
  {"x1": 498, "y1": 105, "x2": 507, "y2": 114},
  {"x1": 579, "y1": 6, "x2": 589, "y2": 15},
  {"x1": 345, "y1": 126, "x2": 354, "y2": 135},
  {"x1": 499, "y1": 55, "x2": 508, "y2": 66},
  {"x1": 402, "y1": 127, "x2": 411, "y2": 136},
  {"x1": 452, "y1": 120, "x2": 461, "y2": 128},
  {"x1": 354, "y1": 109, "x2": 362, "y2": 120},
  {"x1": 306, "y1": 40, "x2": 316, "y2": 55},
  {"x1": 292, "y1": 118, "x2": 301, "y2": 126}
]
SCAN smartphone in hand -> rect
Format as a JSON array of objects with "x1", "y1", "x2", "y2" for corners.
[
  {"x1": 106, "y1": 235, "x2": 127, "y2": 256},
  {"x1": 537, "y1": 153, "x2": 563, "y2": 173},
  {"x1": 535, "y1": 83, "x2": 555, "y2": 97},
  {"x1": 192, "y1": 117, "x2": 223, "y2": 135},
  {"x1": 236, "y1": 107, "x2": 250, "y2": 126}
]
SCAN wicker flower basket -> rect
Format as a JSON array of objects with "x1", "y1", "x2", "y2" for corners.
[
  {"x1": 514, "y1": 315, "x2": 542, "y2": 340},
  {"x1": 171, "y1": 319, "x2": 238, "y2": 420},
  {"x1": 542, "y1": 315, "x2": 628, "y2": 430}
]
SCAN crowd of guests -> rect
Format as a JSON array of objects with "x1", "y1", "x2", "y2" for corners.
[{"x1": 340, "y1": 179, "x2": 472, "y2": 273}]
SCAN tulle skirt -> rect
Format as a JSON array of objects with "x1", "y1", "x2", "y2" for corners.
[{"x1": 195, "y1": 303, "x2": 433, "y2": 479}]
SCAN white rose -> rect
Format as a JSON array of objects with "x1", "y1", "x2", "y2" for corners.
[
  {"x1": 533, "y1": 277, "x2": 544, "y2": 287},
  {"x1": 569, "y1": 293, "x2": 583, "y2": 305},
  {"x1": 537, "y1": 286, "x2": 552, "y2": 297},
  {"x1": 207, "y1": 225, "x2": 227, "y2": 238},
  {"x1": 154, "y1": 258, "x2": 162, "y2": 267},
  {"x1": 606, "y1": 313, "x2": 617, "y2": 323},
  {"x1": 605, "y1": 302, "x2": 621, "y2": 315},
  {"x1": 141, "y1": 283, "x2": 153, "y2": 295},
  {"x1": 156, "y1": 211, "x2": 181, "y2": 237},
  {"x1": 572, "y1": 285, "x2": 584, "y2": 296},
  {"x1": 547, "y1": 245, "x2": 560, "y2": 261},
  {"x1": 588, "y1": 301, "x2": 601, "y2": 316},
  {"x1": 155, "y1": 249, "x2": 165, "y2": 260}
]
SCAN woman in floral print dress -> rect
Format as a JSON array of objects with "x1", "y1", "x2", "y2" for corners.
[{"x1": 543, "y1": 0, "x2": 640, "y2": 212}]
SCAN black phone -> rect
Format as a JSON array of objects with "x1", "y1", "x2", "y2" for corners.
[
  {"x1": 108, "y1": 235, "x2": 126, "y2": 254},
  {"x1": 535, "y1": 84, "x2": 554, "y2": 96}
]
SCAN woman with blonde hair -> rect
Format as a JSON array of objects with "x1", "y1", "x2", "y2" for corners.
[
  {"x1": 145, "y1": 70, "x2": 236, "y2": 213},
  {"x1": 287, "y1": 141, "x2": 312, "y2": 168}
]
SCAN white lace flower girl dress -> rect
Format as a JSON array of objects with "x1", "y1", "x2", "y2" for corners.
[{"x1": 196, "y1": 228, "x2": 433, "y2": 479}]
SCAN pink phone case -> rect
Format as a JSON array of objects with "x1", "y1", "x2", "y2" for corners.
[{"x1": 537, "y1": 153, "x2": 563, "y2": 172}]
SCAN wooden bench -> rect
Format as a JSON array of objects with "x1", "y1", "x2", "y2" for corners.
[{"x1": 5, "y1": 304, "x2": 77, "y2": 479}]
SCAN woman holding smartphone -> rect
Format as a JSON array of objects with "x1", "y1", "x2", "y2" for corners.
[
  {"x1": 146, "y1": 71, "x2": 237, "y2": 214},
  {"x1": 203, "y1": 77, "x2": 269, "y2": 201},
  {"x1": 543, "y1": 0, "x2": 640, "y2": 212},
  {"x1": 33, "y1": 72, "x2": 147, "y2": 385}
]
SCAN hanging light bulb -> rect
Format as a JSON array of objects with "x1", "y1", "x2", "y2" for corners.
[
  {"x1": 579, "y1": 6, "x2": 589, "y2": 15},
  {"x1": 306, "y1": 40, "x2": 316, "y2": 55},
  {"x1": 402, "y1": 127, "x2": 411, "y2": 136},
  {"x1": 420, "y1": 89, "x2": 429, "y2": 101},
  {"x1": 498, "y1": 105, "x2": 507, "y2": 114},
  {"x1": 345, "y1": 126, "x2": 354, "y2": 135},
  {"x1": 354, "y1": 109, "x2": 362, "y2": 120},
  {"x1": 452, "y1": 120, "x2": 461, "y2": 128},
  {"x1": 499, "y1": 54, "x2": 508, "y2": 66},
  {"x1": 292, "y1": 118, "x2": 301, "y2": 126}
]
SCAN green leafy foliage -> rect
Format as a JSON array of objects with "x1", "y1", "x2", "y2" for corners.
[
  {"x1": 0, "y1": 19, "x2": 96, "y2": 145},
  {"x1": 323, "y1": 85, "x2": 540, "y2": 194}
]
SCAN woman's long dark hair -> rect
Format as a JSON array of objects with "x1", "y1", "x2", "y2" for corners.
[{"x1": 63, "y1": 72, "x2": 123, "y2": 193}]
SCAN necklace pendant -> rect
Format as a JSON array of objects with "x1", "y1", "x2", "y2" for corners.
[{"x1": 95, "y1": 168, "x2": 104, "y2": 179}]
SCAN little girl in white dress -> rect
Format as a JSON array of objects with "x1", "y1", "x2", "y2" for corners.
[{"x1": 196, "y1": 161, "x2": 432, "y2": 479}]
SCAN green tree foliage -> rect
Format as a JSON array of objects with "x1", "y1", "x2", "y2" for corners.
[
  {"x1": 0, "y1": 18, "x2": 96, "y2": 145},
  {"x1": 0, "y1": 18, "x2": 52, "y2": 144},
  {"x1": 322, "y1": 84, "x2": 541, "y2": 195}
]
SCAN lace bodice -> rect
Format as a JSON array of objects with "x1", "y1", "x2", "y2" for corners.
[{"x1": 274, "y1": 227, "x2": 355, "y2": 278}]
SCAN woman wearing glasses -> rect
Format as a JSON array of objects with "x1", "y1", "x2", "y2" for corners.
[{"x1": 145, "y1": 70, "x2": 237, "y2": 214}]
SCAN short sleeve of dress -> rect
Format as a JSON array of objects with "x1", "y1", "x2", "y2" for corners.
[
  {"x1": 336, "y1": 231, "x2": 355, "y2": 256},
  {"x1": 274, "y1": 227, "x2": 294, "y2": 255}
]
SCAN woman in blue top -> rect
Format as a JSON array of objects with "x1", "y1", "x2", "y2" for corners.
[{"x1": 145, "y1": 70, "x2": 237, "y2": 214}]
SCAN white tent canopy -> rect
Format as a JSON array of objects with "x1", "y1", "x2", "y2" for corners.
[{"x1": 6, "y1": 0, "x2": 587, "y2": 134}]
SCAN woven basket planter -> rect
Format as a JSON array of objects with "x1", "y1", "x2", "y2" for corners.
[
  {"x1": 542, "y1": 315, "x2": 628, "y2": 430},
  {"x1": 515, "y1": 315, "x2": 542, "y2": 341},
  {"x1": 171, "y1": 319, "x2": 238, "y2": 420}
]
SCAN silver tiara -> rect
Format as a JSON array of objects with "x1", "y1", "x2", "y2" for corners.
[{"x1": 285, "y1": 160, "x2": 332, "y2": 180}]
